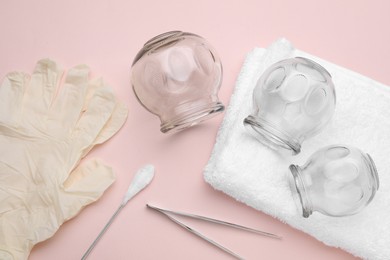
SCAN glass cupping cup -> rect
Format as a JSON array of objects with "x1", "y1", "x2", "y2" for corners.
[
  {"x1": 288, "y1": 145, "x2": 379, "y2": 218},
  {"x1": 131, "y1": 31, "x2": 224, "y2": 133},
  {"x1": 244, "y1": 57, "x2": 336, "y2": 154}
]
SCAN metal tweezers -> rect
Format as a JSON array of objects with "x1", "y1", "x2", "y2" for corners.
[{"x1": 147, "y1": 204, "x2": 281, "y2": 260}]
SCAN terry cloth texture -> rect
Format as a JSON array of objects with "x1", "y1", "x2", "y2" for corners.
[{"x1": 204, "y1": 39, "x2": 390, "y2": 260}]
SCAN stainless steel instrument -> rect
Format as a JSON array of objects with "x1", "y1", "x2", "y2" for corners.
[{"x1": 147, "y1": 204, "x2": 281, "y2": 260}]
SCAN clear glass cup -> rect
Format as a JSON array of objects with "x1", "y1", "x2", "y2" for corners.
[
  {"x1": 244, "y1": 57, "x2": 336, "y2": 154},
  {"x1": 131, "y1": 31, "x2": 224, "y2": 133},
  {"x1": 288, "y1": 145, "x2": 379, "y2": 218}
]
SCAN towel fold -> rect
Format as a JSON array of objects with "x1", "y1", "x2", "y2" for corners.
[{"x1": 204, "y1": 38, "x2": 390, "y2": 260}]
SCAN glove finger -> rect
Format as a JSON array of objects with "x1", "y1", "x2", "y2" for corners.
[
  {"x1": 61, "y1": 159, "x2": 115, "y2": 221},
  {"x1": 81, "y1": 101, "x2": 128, "y2": 158},
  {"x1": 0, "y1": 72, "x2": 30, "y2": 125},
  {"x1": 25, "y1": 59, "x2": 63, "y2": 113},
  {"x1": 72, "y1": 80, "x2": 116, "y2": 151},
  {"x1": 50, "y1": 64, "x2": 90, "y2": 130},
  {"x1": 94, "y1": 101, "x2": 128, "y2": 145}
]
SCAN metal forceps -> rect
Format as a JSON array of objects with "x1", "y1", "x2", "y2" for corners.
[{"x1": 147, "y1": 204, "x2": 281, "y2": 260}]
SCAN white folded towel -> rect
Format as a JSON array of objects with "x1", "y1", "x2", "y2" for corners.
[{"x1": 204, "y1": 39, "x2": 390, "y2": 260}]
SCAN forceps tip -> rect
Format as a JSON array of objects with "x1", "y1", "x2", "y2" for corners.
[{"x1": 146, "y1": 203, "x2": 158, "y2": 210}]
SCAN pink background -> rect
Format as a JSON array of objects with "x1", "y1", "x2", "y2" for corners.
[{"x1": 1, "y1": 0, "x2": 389, "y2": 259}]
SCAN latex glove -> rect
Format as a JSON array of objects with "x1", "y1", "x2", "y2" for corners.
[{"x1": 0, "y1": 59, "x2": 128, "y2": 260}]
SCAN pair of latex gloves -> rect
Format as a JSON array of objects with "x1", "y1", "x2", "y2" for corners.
[{"x1": 0, "y1": 59, "x2": 128, "y2": 260}]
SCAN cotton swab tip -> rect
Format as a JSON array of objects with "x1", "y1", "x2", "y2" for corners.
[{"x1": 122, "y1": 164, "x2": 155, "y2": 205}]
